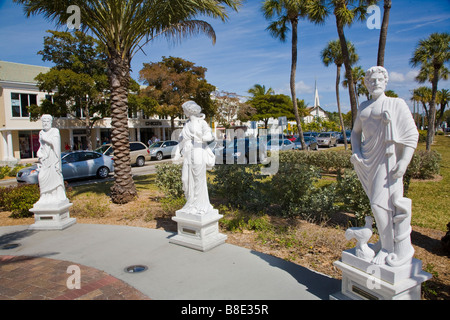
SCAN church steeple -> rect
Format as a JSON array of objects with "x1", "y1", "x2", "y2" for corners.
[{"x1": 314, "y1": 79, "x2": 320, "y2": 116}]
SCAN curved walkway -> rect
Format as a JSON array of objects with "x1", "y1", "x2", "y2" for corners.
[{"x1": 0, "y1": 224, "x2": 340, "y2": 300}]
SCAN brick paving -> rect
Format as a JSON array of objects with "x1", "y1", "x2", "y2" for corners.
[{"x1": 0, "y1": 255, "x2": 151, "y2": 300}]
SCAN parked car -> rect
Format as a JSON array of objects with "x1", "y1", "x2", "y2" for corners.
[
  {"x1": 337, "y1": 130, "x2": 352, "y2": 144},
  {"x1": 149, "y1": 140, "x2": 179, "y2": 161},
  {"x1": 267, "y1": 138, "x2": 296, "y2": 151},
  {"x1": 16, "y1": 151, "x2": 114, "y2": 184},
  {"x1": 303, "y1": 131, "x2": 319, "y2": 137},
  {"x1": 95, "y1": 141, "x2": 150, "y2": 167},
  {"x1": 216, "y1": 137, "x2": 267, "y2": 164},
  {"x1": 317, "y1": 132, "x2": 338, "y2": 147},
  {"x1": 293, "y1": 136, "x2": 319, "y2": 151}
]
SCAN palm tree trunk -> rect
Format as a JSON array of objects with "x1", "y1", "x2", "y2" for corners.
[
  {"x1": 107, "y1": 50, "x2": 137, "y2": 204},
  {"x1": 290, "y1": 18, "x2": 306, "y2": 149},
  {"x1": 427, "y1": 66, "x2": 439, "y2": 151},
  {"x1": 84, "y1": 101, "x2": 93, "y2": 151},
  {"x1": 377, "y1": 0, "x2": 391, "y2": 66},
  {"x1": 336, "y1": 64, "x2": 348, "y2": 150},
  {"x1": 336, "y1": 18, "x2": 358, "y2": 128}
]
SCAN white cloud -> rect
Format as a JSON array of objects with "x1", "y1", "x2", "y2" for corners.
[
  {"x1": 390, "y1": 72, "x2": 406, "y2": 82},
  {"x1": 406, "y1": 70, "x2": 419, "y2": 82},
  {"x1": 296, "y1": 81, "x2": 313, "y2": 94}
]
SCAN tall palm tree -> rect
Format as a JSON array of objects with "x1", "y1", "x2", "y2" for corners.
[
  {"x1": 14, "y1": 0, "x2": 241, "y2": 203},
  {"x1": 307, "y1": 0, "x2": 376, "y2": 126},
  {"x1": 262, "y1": 0, "x2": 318, "y2": 150},
  {"x1": 410, "y1": 32, "x2": 450, "y2": 150},
  {"x1": 321, "y1": 39, "x2": 358, "y2": 150},
  {"x1": 377, "y1": 0, "x2": 391, "y2": 66}
]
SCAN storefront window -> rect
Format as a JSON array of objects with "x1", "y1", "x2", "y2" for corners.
[{"x1": 19, "y1": 131, "x2": 40, "y2": 159}]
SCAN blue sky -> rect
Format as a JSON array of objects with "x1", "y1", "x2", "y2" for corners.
[{"x1": 0, "y1": 0, "x2": 449, "y2": 114}]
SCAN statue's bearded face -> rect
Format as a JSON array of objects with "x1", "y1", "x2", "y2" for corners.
[
  {"x1": 367, "y1": 72, "x2": 387, "y2": 96},
  {"x1": 42, "y1": 118, "x2": 52, "y2": 131}
]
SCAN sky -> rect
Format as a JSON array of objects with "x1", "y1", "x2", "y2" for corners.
[{"x1": 0, "y1": 0, "x2": 449, "y2": 115}]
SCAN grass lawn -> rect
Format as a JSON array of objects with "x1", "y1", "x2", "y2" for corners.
[{"x1": 409, "y1": 135, "x2": 450, "y2": 232}]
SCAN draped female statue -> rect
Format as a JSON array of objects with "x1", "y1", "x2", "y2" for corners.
[
  {"x1": 351, "y1": 66, "x2": 419, "y2": 266},
  {"x1": 35, "y1": 114, "x2": 68, "y2": 207},
  {"x1": 174, "y1": 101, "x2": 216, "y2": 216}
]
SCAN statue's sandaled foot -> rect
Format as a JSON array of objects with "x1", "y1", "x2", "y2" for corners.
[{"x1": 372, "y1": 249, "x2": 388, "y2": 265}]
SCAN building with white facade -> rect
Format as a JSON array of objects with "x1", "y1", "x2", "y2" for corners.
[{"x1": 0, "y1": 61, "x2": 181, "y2": 166}]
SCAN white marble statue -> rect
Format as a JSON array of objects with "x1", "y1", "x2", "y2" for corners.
[
  {"x1": 174, "y1": 101, "x2": 216, "y2": 216},
  {"x1": 35, "y1": 114, "x2": 68, "y2": 207},
  {"x1": 350, "y1": 66, "x2": 419, "y2": 267}
]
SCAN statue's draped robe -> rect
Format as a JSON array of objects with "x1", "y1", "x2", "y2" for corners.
[
  {"x1": 37, "y1": 128, "x2": 64, "y2": 196},
  {"x1": 353, "y1": 96, "x2": 418, "y2": 212},
  {"x1": 177, "y1": 114, "x2": 215, "y2": 215}
]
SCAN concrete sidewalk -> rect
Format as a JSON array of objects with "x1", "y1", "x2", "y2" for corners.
[{"x1": 0, "y1": 224, "x2": 340, "y2": 300}]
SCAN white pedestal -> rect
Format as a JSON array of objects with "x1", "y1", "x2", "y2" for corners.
[
  {"x1": 330, "y1": 248, "x2": 432, "y2": 300},
  {"x1": 29, "y1": 200, "x2": 76, "y2": 231},
  {"x1": 170, "y1": 208, "x2": 227, "y2": 251}
]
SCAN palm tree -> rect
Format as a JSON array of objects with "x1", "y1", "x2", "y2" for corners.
[
  {"x1": 436, "y1": 88, "x2": 450, "y2": 129},
  {"x1": 14, "y1": 0, "x2": 241, "y2": 203},
  {"x1": 377, "y1": 0, "x2": 391, "y2": 66},
  {"x1": 321, "y1": 39, "x2": 358, "y2": 149},
  {"x1": 248, "y1": 84, "x2": 275, "y2": 97},
  {"x1": 307, "y1": 0, "x2": 376, "y2": 126},
  {"x1": 411, "y1": 86, "x2": 432, "y2": 123},
  {"x1": 410, "y1": 32, "x2": 450, "y2": 150},
  {"x1": 262, "y1": 0, "x2": 318, "y2": 150},
  {"x1": 342, "y1": 66, "x2": 365, "y2": 108}
]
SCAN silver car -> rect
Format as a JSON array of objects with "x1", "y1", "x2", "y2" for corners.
[
  {"x1": 316, "y1": 132, "x2": 337, "y2": 147},
  {"x1": 267, "y1": 139, "x2": 296, "y2": 151},
  {"x1": 149, "y1": 140, "x2": 179, "y2": 161},
  {"x1": 16, "y1": 151, "x2": 114, "y2": 184}
]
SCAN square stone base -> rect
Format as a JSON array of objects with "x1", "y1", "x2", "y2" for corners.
[
  {"x1": 29, "y1": 201, "x2": 76, "y2": 231},
  {"x1": 330, "y1": 249, "x2": 432, "y2": 300},
  {"x1": 170, "y1": 209, "x2": 227, "y2": 252}
]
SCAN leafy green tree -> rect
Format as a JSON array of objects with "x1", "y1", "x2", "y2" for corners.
[
  {"x1": 14, "y1": 0, "x2": 241, "y2": 203},
  {"x1": 31, "y1": 30, "x2": 109, "y2": 151},
  {"x1": 139, "y1": 56, "x2": 216, "y2": 132},
  {"x1": 410, "y1": 32, "x2": 450, "y2": 150},
  {"x1": 321, "y1": 39, "x2": 358, "y2": 149},
  {"x1": 248, "y1": 93, "x2": 294, "y2": 129}
]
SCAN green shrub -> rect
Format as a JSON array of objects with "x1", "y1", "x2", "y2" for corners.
[
  {"x1": 155, "y1": 163, "x2": 184, "y2": 199},
  {"x1": 269, "y1": 162, "x2": 337, "y2": 221},
  {"x1": 0, "y1": 184, "x2": 40, "y2": 218},
  {"x1": 336, "y1": 170, "x2": 372, "y2": 225},
  {"x1": 279, "y1": 149, "x2": 352, "y2": 174},
  {"x1": 211, "y1": 164, "x2": 267, "y2": 211},
  {"x1": 407, "y1": 150, "x2": 441, "y2": 179}
]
